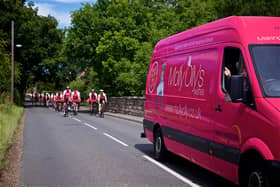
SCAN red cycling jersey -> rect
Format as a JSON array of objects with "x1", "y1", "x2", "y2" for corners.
[
  {"x1": 73, "y1": 91, "x2": 79, "y2": 102},
  {"x1": 64, "y1": 90, "x2": 71, "y2": 100},
  {"x1": 56, "y1": 93, "x2": 62, "y2": 102},
  {"x1": 100, "y1": 93, "x2": 105, "y2": 101},
  {"x1": 91, "y1": 92, "x2": 97, "y2": 101}
]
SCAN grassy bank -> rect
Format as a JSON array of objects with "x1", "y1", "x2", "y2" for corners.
[{"x1": 0, "y1": 104, "x2": 24, "y2": 173}]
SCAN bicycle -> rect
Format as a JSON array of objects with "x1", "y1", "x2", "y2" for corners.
[
  {"x1": 90, "y1": 101, "x2": 97, "y2": 115},
  {"x1": 99, "y1": 102, "x2": 105, "y2": 118},
  {"x1": 64, "y1": 100, "x2": 70, "y2": 117},
  {"x1": 72, "y1": 101, "x2": 78, "y2": 116},
  {"x1": 56, "y1": 101, "x2": 62, "y2": 112}
]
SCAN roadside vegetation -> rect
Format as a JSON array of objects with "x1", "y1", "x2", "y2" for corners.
[{"x1": 0, "y1": 97, "x2": 24, "y2": 173}]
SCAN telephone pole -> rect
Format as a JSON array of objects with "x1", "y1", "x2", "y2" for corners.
[{"x1": 11, "y1": 20, "x2": 14, "y2": 104}]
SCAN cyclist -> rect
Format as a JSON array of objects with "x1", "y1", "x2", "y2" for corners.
[
  {"x1": 51, "y1": 92, "x2": 55, "y2": 107},
  {"x1": 89, "y1": 88, "x2": 97, "y2": 114},
  {"x1": 71, "y1": 88, "x2": 81, "y2": 115},
  {"x1": 98, "y1": 89, "x2": 107, "y2": 116},
  {"x1": 55, "y1": 91, "x2": 63, "y2": 111},
  {"x1": 39, "y1": 92, "x2": 43, "y2": 106},
  {"x1": 63, "y1": 86, "x2": 72, "y2": 116},
  {"x1": 31, "y1": 92, "x2": 35, "y2": 106},
  {"x1": 45, "y1": 92, "x2": 50, "y2": 107},
  {"x1": 43, "y1": 92, "x2": 47, "y2": 106}
]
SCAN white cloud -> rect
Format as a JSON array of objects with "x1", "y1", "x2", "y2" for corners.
[
  {"x1": 51, "y1": 0, "x2": 93, "y2": 3},
  {"x1": 36, "y1": 3, "x2": 54, "y2": 17},
  {"x1": 35, "y1": 3, "x2": 71, "y2": 28},
  {"x1": 54, "y1": 12, "x2": 71, "y2": 28}
]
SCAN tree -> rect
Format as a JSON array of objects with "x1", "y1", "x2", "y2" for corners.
[{"x1": 0, "y1": 0, "x2": 64, "y2": 103}]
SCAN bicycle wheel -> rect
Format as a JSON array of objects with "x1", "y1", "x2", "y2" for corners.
[{"x1": 74, "y1": 103, "x2": 77, "y2": 115}]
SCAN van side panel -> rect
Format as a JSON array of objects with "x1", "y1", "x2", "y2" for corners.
[
  {"x1": 154, "y1": 29, "x2": 241, "y2": 59},
  {"x1": 162, "y1": 48, "x2": 218, "y2": 142},
  {"x1": 144, "y1": 29, "x2": 242, "y2": 184},
  {"x1": 144, "y1": 16, "x2": 280, "y2": 186},
  {"x1": 151, "y1": 48, "x2": 220, "y2": 173}
]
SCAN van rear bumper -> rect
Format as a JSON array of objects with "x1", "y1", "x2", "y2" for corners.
[
  {"x1": 141, "y1": 119, "x2": 151, "y2": 138},
  {"x1": 266, "y1": 160, "x2": 280, "y2": 186}
]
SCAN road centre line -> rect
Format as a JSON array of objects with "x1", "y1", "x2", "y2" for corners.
[
  {"x1": 143, "y1": 155, "x2": 201, "y2": 187},
  {"x1": 83, "y1": 122, "x2": 98, "y2": 130},
  {"x1": 103, "y1": 133, "x2": 128, "y2": 147},
  {"x1": 73, "y1": 117, "x2": 81, "y2": 122}
]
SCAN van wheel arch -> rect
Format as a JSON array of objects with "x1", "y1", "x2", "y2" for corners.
[{"x1": 239, "y1": 150, "x2": 270, "y2": 187}]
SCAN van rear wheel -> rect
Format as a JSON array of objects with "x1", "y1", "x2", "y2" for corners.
[
  {"x1": 248, "y1": 170, "x2": 268, "y2": 187},
  {"x1": 154, "y1": 128, "x2": 167, "y2": 161},
  {"x1": 240, "y1": 158, "x2": 270, "y2": 187}
]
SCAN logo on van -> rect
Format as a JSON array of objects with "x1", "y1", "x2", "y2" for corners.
[
  {"x1": 167, "y1": 56, "x2": 205, "y2": 96},
  {"x1": 148, "y1": 61, "x2": 158, "y2": 94},
  {"x1": 257, "y1": 35, "x2": 280, "y2": 41},
  {"x1": 157, "y1": 63, "x2": 166, "y2": 96}
]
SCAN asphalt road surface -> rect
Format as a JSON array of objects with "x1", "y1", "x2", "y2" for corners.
[{"x1": 20, "y1": 103, "x2": 237, "y2": 187}]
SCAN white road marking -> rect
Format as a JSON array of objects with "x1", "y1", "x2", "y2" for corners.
[
  {"x1": 143, "y1": 155, "x2": 201, "y2": 187},
  {"x1": 103, "y1": 133, "x2": 128, "y2": 147},
  {"x1": 83, "y1": 123, "x2": 98, "y2": 130},
  {"x1": 73, "y1": 117, "x2": 81, "y2": 122}
]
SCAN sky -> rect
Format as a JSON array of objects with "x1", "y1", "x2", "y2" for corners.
[{"x1": 27, "y1": 0, "x2": 95, "y2": 28}]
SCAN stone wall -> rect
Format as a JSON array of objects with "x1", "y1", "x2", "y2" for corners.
[{"x1": 106, "y1": 97, "x2": 145, "y2": 117}]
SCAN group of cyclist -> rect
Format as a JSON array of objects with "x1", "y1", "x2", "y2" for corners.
[
  {"x1": 88, "y1": 88, "x2": 107, "y2": 116},
  {"x1": 32, "y1": 86, "x2": 107, "y2": 117},
  {"x1": 31, "y1": 92, "x2": 50, "y2": 106}
]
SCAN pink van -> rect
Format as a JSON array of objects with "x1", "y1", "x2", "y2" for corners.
[{"x1": 142, "y1": 16, "x2": 280, "y2": 187}]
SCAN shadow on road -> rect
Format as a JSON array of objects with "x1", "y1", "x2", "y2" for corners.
[
  {"x1": 76, "y1": 108, "x2": 91, "y2": 114},
  {"x1": 134, "y1": 143, "x2": 237, "y2": 187}
]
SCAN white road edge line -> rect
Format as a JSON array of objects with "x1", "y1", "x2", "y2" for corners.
[
  {"x1": 83, "y1": 123, "x2": 98, "y2": 130},
  {"x1": 103, "y1": 133, "x2": 128, "y2": 147},
  {"x1": 73, "y1": 117, "x2": 81, "y2": 122},
  {"x1": 143, "y1": 155, "x2": 200, "y2": 187}
]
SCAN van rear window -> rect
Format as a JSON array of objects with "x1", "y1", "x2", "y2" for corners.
[{"x1": 250, "y1": 45, "x2": 280, "y2": 97}]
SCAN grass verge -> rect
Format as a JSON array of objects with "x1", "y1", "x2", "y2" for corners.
[{"x1": 0, "y1": 104, "x2": 24, "y2": 174}]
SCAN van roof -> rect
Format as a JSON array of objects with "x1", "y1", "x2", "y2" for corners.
[{"x1": 155, "y1": 16, "x2": 280, "y2": 53}]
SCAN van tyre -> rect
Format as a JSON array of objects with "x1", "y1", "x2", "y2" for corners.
[
  {"x1": 154, "y1": 128, "x2": 167, "y2": 161},
  {"x1": 248, "y1": 170, "x2": 268, "y2": 187},
  {"x1": 240, "y1": 160, "x2": 269, "y2": 187}
]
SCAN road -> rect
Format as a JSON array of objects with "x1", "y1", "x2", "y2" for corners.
[{"x1": 20, "y1": 103, "x2": 236, "y2": 187}]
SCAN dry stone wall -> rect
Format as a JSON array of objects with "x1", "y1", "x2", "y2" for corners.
[{"x1": 106, "y1": 97, "x2": 145, "y2": 117}]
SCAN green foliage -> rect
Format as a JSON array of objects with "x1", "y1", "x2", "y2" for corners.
[
  {"x1": 84, "y1": 67, "x2": 99, "y2": 93},
  {"x1": 0, "y1": 0, "x2": 63, "y2": 103},
  {"x1": 213, "y1": 0, "x2": 280, "y2": 18},
  {"x1": 1, "y1": 0, "x2": 280, "y2": 98},
  {"x1": 69, "y1": 79, "x2": 86, "y2": 91},
  {"x1": 0, "y1": 92, "x2": 10, "y2": 105},
  {"x1": 65, "y1": 0, "x2": 280, "y2": 96},
  {"x1": 0, "y1": 104, "x2": 23, "y2": 173},
  {"x1": 35, "y1": 81, "x2": 56, "y2": 93},
  {"x1": 0, "y1": 40, "x2": 11, "y2": 93}
]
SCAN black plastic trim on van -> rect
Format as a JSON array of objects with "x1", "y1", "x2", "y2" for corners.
[
  {"x1": 162, "y1": 126, "x2": 240, "y2": 165},
  {"x1": 143, "y1": 119, "x2": 240, "y2": 165},
  {"x1": 143, "y1": 119, "x2": 154, "y2": 131},
  {"x1": 266, "y1": 160, "x2": 280, "y2": 186}
]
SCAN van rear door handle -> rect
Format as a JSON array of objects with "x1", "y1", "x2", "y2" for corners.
[{"x1": 215, "y1": 105, "x2": 222, "y2": 112}]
